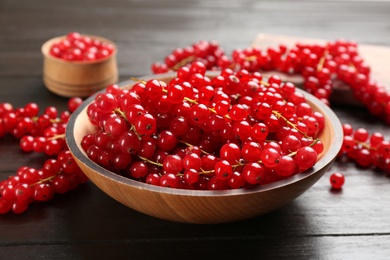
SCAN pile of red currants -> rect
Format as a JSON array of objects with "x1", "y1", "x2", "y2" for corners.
[
  {"x1": 0, "y1": 98, "x2": 88, "y2": 214},
  {"x1": 152, "y1": 39, "x2": 390, "y2": 122},
  {"x1": 151, "y1": 39, "x2": 390, "y2": 189},
  {"x1": 49, "y1": 32, "x2": 115, "y2": 62},
  {"x1": 82, "y1": 64, "x2": 325, "y2": 190}
]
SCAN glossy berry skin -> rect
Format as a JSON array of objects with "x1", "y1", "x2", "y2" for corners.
[
  {"x1": 163, "y1": 154, "x2": 183, "y2": 174},
  {"x1": 157, "y1": 130, "x2": 177, "y2": 151},
  {"x1": 242, "y1": 162, "x2": 264, "y2": 185},
  {"x1": 184, "y1": 169, "x2": 200, "y2": 185},
  {"x1": 167, "y1": 84, "x2": 186, "y2": 104},
  {"x1": 68, "y1": 97, "x2": 83, "y2": 113},
  {"x1": 260, "y1": 147, "x2": 281, "y2": 168},
  {"x1": 146, "y1": 79, "x2": 164, "y2": 100},
  {"x1": 274, "y1": 156, "x2": 296, "y2": 177},
  {"x1": 135, "y1": 113, "x2": 156, "y2": 136},
  {"x1": 182, "y1": 153, "x2": 202, "y2": 170},
  {"x1": 160, "y1": 173, "x2": 179, "y2": 188},
  {"x1": 241, "y1": 142, "x2": 262, "y2": 162},
  {"x1": 129, "y1": 162, "x2": 149, "y2": 179},
  {"x1": 251, "y1": 123, "x2": 269, "y2": 142},
  {"x1": 330, "y1": 172, "x2": 345, "y2": 189},
  {"x1": 214, "y1": 160, "x2": 233, "y2": 180},
  {"x1": 169, "y1": 116, "x2": 190, "y2": 136},
  {"x1": 104, "y1": 116, "x2": 128, "y2": 138},
  {"x1": 228, "y1": 171, "x2": 245, "y2": 189},
  {"x1": 146, "y1": 173, "x2": 161, "y2": 186},
  {"x1": 219, "y1": 143, "x2": 241, "y2": 164},
  {"x1": 33, "y1": 183, "x2": 54, "y2": 202},
  {"x1": 189, "y1": 104, "x2": 210, "y2": 124},
  {"x1": 117, "y1": 131, "x2": 141, "y2": 154},
  {"x1": 294, "y1": 146, "x2": 318, "y2": 171}
]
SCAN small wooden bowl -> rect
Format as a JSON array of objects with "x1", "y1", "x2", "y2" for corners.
[
  {"x1": 41, "y1": 34, "x2": 118, "y2": 98},
  {"x1": 65, "y1": 72, "x2": 343, "y2": 224}
]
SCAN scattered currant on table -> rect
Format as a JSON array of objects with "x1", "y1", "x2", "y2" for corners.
[
  {"x1": 82, "y1": 64, "x2": 326, "y2": 190},
  {"x1": 0, "y1": 97, "x2": 88, "y2": 214},
  {"x1": 49, "y1": 32, "x2": 114, "y2": 61}
]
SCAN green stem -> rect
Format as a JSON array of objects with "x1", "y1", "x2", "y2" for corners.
[
  {"x1": 48, "y1": 134, "x2": 65, "y2": 140},
  {"x1": 272, "y1": 110, "x2": 312, "y2": 139},
  {"x1": 30, "y1": 174, "x2": 58, "y2": 187},
  {"x1": 137, "y1": 155, "x2": 163, "y2": 167}
]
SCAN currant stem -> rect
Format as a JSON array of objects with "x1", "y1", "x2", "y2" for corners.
[
  {"x1": 178, "y1": 140, "x2": 210, "y2": 155},
  {"x1": 48, "y1": 134, "x2": 66, "y2": 140},
  {"x1": 286, "y1": 138, "x2": 320, "y2": 157},
  {"x1": 31, "y1": 117, "x2": 63, "y2": 124},
  {"x1": 137, "y1": 155, "x2": 163, "y2": 167},
  {"x1": 114, "y1": 107, "x2": 127, "y2": 119},
  {"x1": 161, "y1": 83, "x2": 233, "y2": 120},
  {"x1": 114, "y1": 108, "x2": 142, "y2": 140},
  {"x1": 172, "y1": 56, "x2": 195, "y2": 71},
  {"x1": 30, "y1": 173, "x2": 59, "y2": 187},
  {"x1": 130, "y1": 77, "x2": 146, "y2": 84},
  {"x1": 272, "y1": 110, "x2": 312, "y2": 139},
  {"x1": 316, "y1": 50, "x2": 328, "y2": 72},
  {"x1": 130, "y1": 76, "x2": 235, "y2": 120},
  {"x1": 245, "y1": 55, "x2": 257, "y2": 62},
  {"x1": 355, "y1": 140, "x2": 375, "y2": 151},
  {"x1": 195, "y1": 160, "x2": 245, "y2": 176}
]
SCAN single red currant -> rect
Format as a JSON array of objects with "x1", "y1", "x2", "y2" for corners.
[{"x1": 330, "y1": 172, "x2": 345, "y2": 189}]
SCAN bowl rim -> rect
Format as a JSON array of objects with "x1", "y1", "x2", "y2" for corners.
[
  {"x1": 41, "y1": 34, "x2": 117, "y2": 65},
  {"x1": 65, "y1": 72, "x2": 344, "y2": 197}
]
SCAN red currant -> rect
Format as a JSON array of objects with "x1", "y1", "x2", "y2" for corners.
[{"x1": 330, "y1": 172, "x2": 345, "y2": 189}]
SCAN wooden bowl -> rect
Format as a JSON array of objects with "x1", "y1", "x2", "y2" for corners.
[
  {"x1": 65, "y1": 72, "x2": 343, "y2": 224},
  {"x1": 41, "y1": 34, "x2": 118, "y2": 98}
]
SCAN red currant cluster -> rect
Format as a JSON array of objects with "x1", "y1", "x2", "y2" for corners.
[
  {"x1": 49, "y1": 32, "x2": 115, "y2": 62},
  {"x1": 340, "y1": 123, "x2": 390, "y2": 170},
  {"x1": 327, "y1": 123, "x2": 390, "y2": 190},
  {"x1": 152, "y1": 40, "x2": 390, "y2": 123},
  {"x1": 0, "y1": 98, "x2": 88, "y2": 214},
  {"x1": 151, "y1": 40, "x2": 225, "y2": 73},
  {"x1": 82, "y1": 62, "x2": 325, "y2": 190}
]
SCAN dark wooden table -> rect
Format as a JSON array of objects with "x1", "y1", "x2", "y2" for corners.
[{"x1": 1, "y1": 1, "x2": 390, "y2": 259}]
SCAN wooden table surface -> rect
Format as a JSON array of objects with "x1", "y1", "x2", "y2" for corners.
[{"x1": 1, "y1": 0, "x2": 390, "y2": 259}]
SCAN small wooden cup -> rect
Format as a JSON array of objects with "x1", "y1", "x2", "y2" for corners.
[{"x1": 41, "y1": 35, "x2": 118, "y2": 98}]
